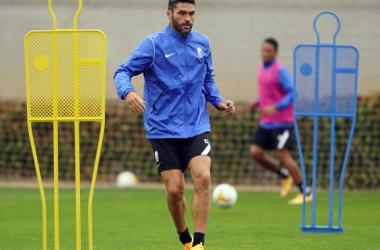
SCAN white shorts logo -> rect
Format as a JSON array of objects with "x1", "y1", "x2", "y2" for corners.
[
  {"x1": 197, "y1": 47, "x2": 203, "y2": 59},
  {"x1": 154, "y1": 151, "x2": 159, "y2": 163},
  {"x1": 201, "y1": 139, "x2": 211, "y2": 155},
  {"x1": 277, "y1": 130, "x2": 290, "y2": 150}
]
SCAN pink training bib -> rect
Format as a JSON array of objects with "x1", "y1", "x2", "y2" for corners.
[{"x1": 258, "y1": 61, "x2": 294, "y2": 124}]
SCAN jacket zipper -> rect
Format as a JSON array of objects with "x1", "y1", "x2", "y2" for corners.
[{"x1": 183, "y1": 39, "x2": 189, "y2": 137}]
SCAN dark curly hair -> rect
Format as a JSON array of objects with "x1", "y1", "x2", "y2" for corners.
[
  {"x1": 168, "y1": 0, "x2": 196, "y2": 11},
  {"x1": 264, "y1": 38, "x2": 279, "y2": 52}
]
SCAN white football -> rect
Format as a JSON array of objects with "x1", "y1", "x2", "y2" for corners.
[
  {"x1": 212, "y1": 183, "x2": 238, "y2": 208},
  {"x1": 116, "y1": 171, "x2": 138, "y2": 188}
]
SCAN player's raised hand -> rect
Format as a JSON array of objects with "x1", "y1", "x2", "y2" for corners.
[
  {"x1": 218, "y1": 100, "x2": 236, "y2": 114},
  {"x1": 250, "y1": 101, "x2": 259, "y2": 111},
  {"x1": 125, "y1": 92, "x2": 146, "y2": 113}
]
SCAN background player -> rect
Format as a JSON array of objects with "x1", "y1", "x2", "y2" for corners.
[
  {"x1": 114, "y1": 0, "x2": 235, "y2": 249},
  {"x1": 250, "y1": 38, "x2": 312, "y2": 204}
]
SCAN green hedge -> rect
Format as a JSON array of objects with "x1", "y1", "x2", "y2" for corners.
[{"x1": 0, "y1": 95, "x2": 379, "y2": 189}]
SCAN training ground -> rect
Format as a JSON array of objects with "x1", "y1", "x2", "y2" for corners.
[{"x1": 0, "y1": 187, "x2": 379, "y2": 249}]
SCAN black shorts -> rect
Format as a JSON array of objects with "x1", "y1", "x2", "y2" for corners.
[
  {"x1": 150, "y1": 133, "x2": 212, "y2": 173},
  {"x1": 251, "y1": 126, "x2": 295, "y2": 151}
]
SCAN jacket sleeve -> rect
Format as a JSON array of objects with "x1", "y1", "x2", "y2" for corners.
[
  {"x1": 276, "y1": 66, "x2": 294, "y2": 110},
  {"x1": 203, "y1": 43, "x2": 225, "y2": 110},
  {"x1": 114, "y1": 37, "x2": 154, "y2": 100}
]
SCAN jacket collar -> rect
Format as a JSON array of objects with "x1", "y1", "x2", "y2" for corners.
[
  {"x1": 166, "y1": 24, "x2": 193, "y2": 40},
  {"x1": 263, "y1": 58, "x2": 277, "y2": 69}
]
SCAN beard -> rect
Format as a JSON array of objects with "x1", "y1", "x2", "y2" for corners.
[{"x1": 171, "y1": 16, "x2": 193, "y2": 35}]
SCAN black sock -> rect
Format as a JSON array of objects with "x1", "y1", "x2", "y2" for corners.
[
  {"x1": 277, "y1": 167, "x2": 290, "y2": 179},
  {"x1": 178, "y1": 227, "x2": 192, "y2": 245},
  {"x1": 298, "y1": 183, "x2": 311, "y2": 195},
  {"x1": 192, "y1": 232, "x2": 205, "y2": 247}
]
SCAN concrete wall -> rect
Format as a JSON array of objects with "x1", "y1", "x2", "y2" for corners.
[{"x1": 1, "y1": 0, "x2": 379, "y2": 102}]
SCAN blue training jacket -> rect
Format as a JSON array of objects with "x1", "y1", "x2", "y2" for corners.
[{"x1": 114, "y1": 24, "x2": 225, "y2": 139}]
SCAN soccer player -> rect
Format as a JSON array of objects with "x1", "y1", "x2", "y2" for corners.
[
  {"x1": 114, "y1": 0, "x2": 235, "y2": 249},
  {"x1": 250, "y1": 38, "x2": 312, "y2": 204}
]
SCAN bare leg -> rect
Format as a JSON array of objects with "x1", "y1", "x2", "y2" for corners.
[
  {"x1": 275, "y1": 148, "x2": 303, "y2": 184},
  {"x1": 161, "y1": 170, "x2": 187, "y2": 233},
  {"x1": 250, "y1": 145, "x2": 280, "y2": 172},
  {"x1": 188, "y1": 155, "x2": 211, "y2": 233}
]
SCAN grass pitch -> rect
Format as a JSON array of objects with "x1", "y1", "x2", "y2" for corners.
[{"x1": 0, "y1": 187, "x2": 379, "y2": 249}]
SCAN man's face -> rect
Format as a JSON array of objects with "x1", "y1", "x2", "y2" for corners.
[
  {"x1": 167, "y1": 3, "x2": 195, "y2": 35},
  {"x1": 261, "y1": 42, "x2": 277, "y2": 63}
]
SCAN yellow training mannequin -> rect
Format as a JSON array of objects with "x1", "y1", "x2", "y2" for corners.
[{"x1": 25, "y1": 1, "x2": 106, "y2": 249}]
